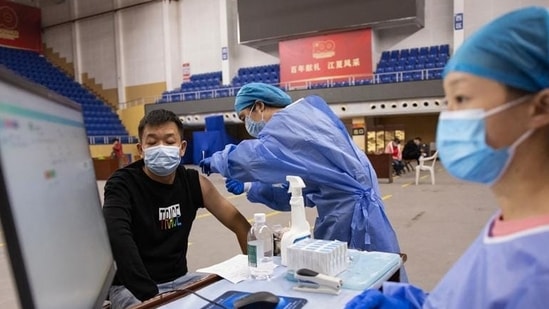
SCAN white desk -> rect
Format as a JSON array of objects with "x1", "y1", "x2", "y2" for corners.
[{"x1": 158, "y1": 266, "x2": 361, "y2": 308}]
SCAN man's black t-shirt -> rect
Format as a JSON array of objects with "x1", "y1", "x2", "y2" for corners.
[{"x1": 103, "y1": 160, "x2": 204, "y2": 301}]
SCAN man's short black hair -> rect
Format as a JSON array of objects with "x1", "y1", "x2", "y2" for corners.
[
  {"x1": 414, "y1": 137, "x2": 422, "y2": 141},
  {"x1": 112, "y1": 138, "x2": 119, "y2": 143},
  {"x1": 138, "y1": 109, "x2": 184, "y2": 142}
]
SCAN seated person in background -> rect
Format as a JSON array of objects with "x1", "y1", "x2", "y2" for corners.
[
  {"x1": 345, "y1": 7, "x2": 549, "y2": 308},
  {"x1": 111, "y1": 137, "x2": 127, "y2": 167},
  {"x1": 103, "y1": 109, "x2": 250, "y2": 309},
  {"x1": 402, "y1": 137, "x2": 423, "y2": 164},
  {"x1": 384, "y1": 138, "x2": 405, "y2": 175}
]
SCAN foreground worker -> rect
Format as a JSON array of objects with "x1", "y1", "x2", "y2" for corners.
[{"x1": 346, "y1": 6, "x2": 549, "y2": 308}]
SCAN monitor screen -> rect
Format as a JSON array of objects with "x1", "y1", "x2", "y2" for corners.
[{"x1": 0, "y1": 66, "x2": 115, "y2": 309}]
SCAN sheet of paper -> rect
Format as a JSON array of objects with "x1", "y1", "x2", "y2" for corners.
[{"x1": 196, "y1": 254, "x2": 250, "y2": 284}]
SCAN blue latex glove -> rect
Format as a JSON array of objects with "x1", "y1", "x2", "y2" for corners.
[
  {"x1": 199, "y1": 158, "x2": 211, "y2": 176},
  {"x1": 225, "y1": 178, "x2": 245, "y2": 195},
  {"x1": 344, "y1": 289, "x2": 415, "y2": 309}
]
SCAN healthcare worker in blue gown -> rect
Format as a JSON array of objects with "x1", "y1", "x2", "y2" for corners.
[
  {"x1": 199, "y1": 82, "x2": 406, "y2": 280},
  {"x1": 345, "y1": 6, "x2": 549, "y2": 308}
]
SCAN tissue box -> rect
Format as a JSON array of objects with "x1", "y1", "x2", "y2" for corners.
[{"x1": 286, "y1": 239, "x2": 347, "y2": 276}]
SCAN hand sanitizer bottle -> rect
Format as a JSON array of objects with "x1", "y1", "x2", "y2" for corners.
[{"x1": 280, "y1": 176, "x2": 311, "y2": 266}]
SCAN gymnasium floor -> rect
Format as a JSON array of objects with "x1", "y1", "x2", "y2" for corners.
[{"x1": 0, "y1": 162, "x2": 497, "y2": 308}]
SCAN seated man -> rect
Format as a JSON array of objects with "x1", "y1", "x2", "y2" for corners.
[
  {"x1": 103, "y1": 109, "x2": 250, "y2": 309},
  {"x1": 385, "y1": 138, "x2": 405, "y2": 175},
  {"x1": 402, "y1": 137, "x2": 423, "y2": 164}
]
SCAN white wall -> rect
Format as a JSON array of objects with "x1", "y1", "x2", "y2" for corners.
[
  {"x1": 40, "y1": 1, "x2": 71, "y2": 28},
  {"x1": 179, "y1": 0, "x2": 221, "y2": 75},
  {"x1": 119, "y1": 2, "x2": 165, "y2": 86},
  {"x1": 42, "y1": 23, "x2": 73, "y2": 62},
  {"x1": 168, "y1": 5, "x2": 182, "y2": 89},
  {"x1": 79, "y1": 14, "x2": 117, "y2": 88},
  {"x1": 464, "y1": 0, "x2": 549, "y2": 37},
  {"x1": 74, "y1": 0, "x2": 114, "y2": 18},
  {"x1": 178, "y1": 0, "x2": 279, "y2": 78}
]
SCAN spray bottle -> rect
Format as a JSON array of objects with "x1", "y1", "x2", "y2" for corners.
[{"x1": 280, "y1": 175, "x2": 311, "y2": 266}]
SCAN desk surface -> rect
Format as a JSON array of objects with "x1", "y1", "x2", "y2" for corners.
[
  {"x1": 131, "y1": 252, "x2": 405, "y2": 309},
  {"x1": 158, "y1": 266, "x2": 360, "y2": 308}
]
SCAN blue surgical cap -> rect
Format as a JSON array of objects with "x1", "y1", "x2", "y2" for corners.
[
  {"x1": 234, "y1": 83, "x2": 292, "y2": 113},
  {"x1": 443, "y1": 6, "x2": 549, "y2": 93}
]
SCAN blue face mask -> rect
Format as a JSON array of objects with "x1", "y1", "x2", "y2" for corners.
[
  {"x1": 436, "y1": 96, "x2": 532, "y2": 185},
  {"x1": 244, "y1": 105, "x2": 266, "y2": 138},
  {"x1": 143, "y1": 145, "x2": 181, "y2": 176}
]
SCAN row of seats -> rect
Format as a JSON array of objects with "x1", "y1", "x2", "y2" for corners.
[
  {"x1": 158, "y1": 64, "x2": 282, "y2": 103},
  {"x1": 0, "y1": 46, "x2": 133, "y2": 142},
  {"x1": 180, "y1": 71, "x2": 223, "y2": 92},
  {"x1": 87, "y1": 116, "x2": 121, "y2": 124},
  {"x1": 237, "y1": 64, "x2": 279, "y2": 76},
  {"x1": 87, "y1": 135, "x2": 138, "y2": 143},
  {"x1": 154, "y1": 44, "x2": 450, "y2": 104},
  {"x1": 86, "y1": 123, "x2": 127, "y2": 136},
  {"x1": 376, "y1": 45, "x2": 450, "y2": 75},
  {"x1": 378, "y1": 54, "x2": 449, "y2": 68},
  {"x1": 381, "y1": 44, "x2": 450, "y2": 61},
  {"x1": 377, "y1": 69, "x2": 443, "y2": 83},
  {"x1": 232, "y1": 64, "x2": 280, "y2": 87}
]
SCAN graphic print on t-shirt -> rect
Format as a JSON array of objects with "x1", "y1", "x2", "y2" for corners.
[{"x1": 159, "y1": 203, "x2": 182, "y2": 230}]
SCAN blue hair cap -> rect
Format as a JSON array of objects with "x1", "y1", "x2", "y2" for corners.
[
  {"x1": 443, "y1": 6, "x2": 549, "y2": 92},
  {"x1": 234, "y1": 83, "x2": 292, "y2": 113}
]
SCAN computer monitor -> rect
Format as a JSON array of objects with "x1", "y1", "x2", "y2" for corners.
[{"x1": 0, "y1": 66, "x2": 115, "y2": 309}]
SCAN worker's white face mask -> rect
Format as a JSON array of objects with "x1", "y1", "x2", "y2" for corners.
[
  {"x1": 245, "y1": 104, "x2": 266, "y2": 138},
  {"x1": 436, "y1": 96, "x2": 532, "y2": 185},
  {"x1": 143, "y1": 145, "x2": 181, "y2": 176}
]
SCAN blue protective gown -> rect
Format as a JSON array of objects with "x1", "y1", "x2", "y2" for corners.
[
  {"x1": 210, "y1": 95, "x2": 402, "y2": 257},
  {"x1": 376, "y1": 215, "x2": 549, "y2": 308}
]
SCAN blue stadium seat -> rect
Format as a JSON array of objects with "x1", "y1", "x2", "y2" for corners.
[
  {"x1": 355, "y1": 79, "x2": 371, "y2": 86},
  {"x1": 411, "y1": 71, "x2": 423, "y2": 81},
  {"x1": 404, "y1": 63, "x2": 415, "y2": 71},
  {"x1": 184, "y1": 93, "x2": 196, "y2": 101},
  {"x1": 439, "y1": 44, "x2": 450, "y2": 56},
  {"x1": 402, "y1": 72, "x2": 413, "y2": 82},
  {"x1": 428, "y1": 69, "x2": 443, "y2": 80},
  {"x1": 380, "y1": 73, "x2": 397, "y2": 83}
]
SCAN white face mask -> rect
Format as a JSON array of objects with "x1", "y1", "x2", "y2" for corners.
[
  {"x1": 143, "y1": 145, "x2": 181, "y2": 176},
  {"x1": 436, "y1": 96, "x2": 532, "y2": 185},
  {"x1": 244, "y1": 104, "x2": 266, "y2": 138}
]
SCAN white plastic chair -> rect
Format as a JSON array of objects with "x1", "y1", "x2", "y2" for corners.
[{"x1": 415, "y1": 151, "x2": 438, "y2": 185}]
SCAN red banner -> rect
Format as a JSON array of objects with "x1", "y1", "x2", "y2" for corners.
[
  {"x1": 0, "y1": 0, "x2": 41, "y2": 52},
  {"x1": 279, "y1": 29, "x2": 372, "y2": 87}
]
